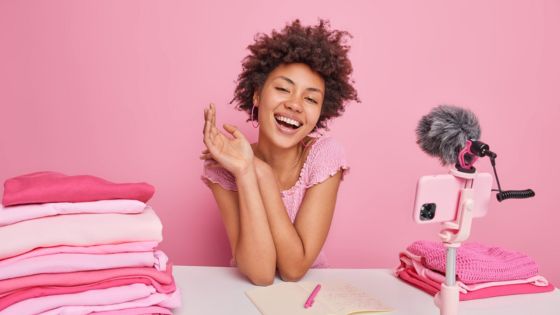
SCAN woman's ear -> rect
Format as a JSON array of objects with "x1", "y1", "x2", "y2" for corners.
[{"x1": 252, "y1": 91, "x2": 260, "y2": 107}]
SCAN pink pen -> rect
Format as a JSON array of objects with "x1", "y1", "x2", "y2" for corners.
[{"x1": 304, "y1": 284, "x2": 322, "y2": 308}]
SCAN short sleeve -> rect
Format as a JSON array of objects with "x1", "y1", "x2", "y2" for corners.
[
  {"x1": 201, "y1": 161, "x2": 238, "y2": 191},
  {"x1": 304, "y1": 137, "x2": 350, "y2": 188}
]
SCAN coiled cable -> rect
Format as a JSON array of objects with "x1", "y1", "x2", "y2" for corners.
[{"x1": 490, "y1": 156, "x2": 535, "y2": 202}]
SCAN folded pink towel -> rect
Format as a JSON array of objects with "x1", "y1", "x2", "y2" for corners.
[
  {"x1": 0, "y1": 199, "x2": 146, "y2": 227},
  {"x1": 0, "y1": 262, "x2": 176, "y2": 311},
  {"x1": 396, "y1": 250, "x2": 549, "y2": 293},
  {"x1": 407, "y1": 240, "x2": 539, "y2": 284},
  {"x1": 40, "y1": 289, "x2": 181, "y2": 315},
  {"x1": 396, "y1": 267, "x2": 555, "y2": 301},
  {"x1": 90, "y1": 306, "x2": 173, "y2": 315},
  {"x1": 0, "y1": 278, "x2": 174, "y2": 312},
  {"x1": 0, "y1": 250, "x2": 167, "y2": 281},
  {"x1": 0, "y1": 241, "x2": 158, "y2": 269},
  {"x1": 1, "y1": 283, "x2": 180, "y2": 315},
  {"x1": 0, "y1": 207, "x2": 162, "y2": 260},
  {"x1": 0, "y1": 262, "x2": 173, "y2": 297},
  {"x1": 2, "y1": 171, "x2": 155, "y2": 206}
]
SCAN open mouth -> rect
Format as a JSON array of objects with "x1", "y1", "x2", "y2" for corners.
[{"x1": 274, "y1": 114, "x2": 302, "y2": 130}]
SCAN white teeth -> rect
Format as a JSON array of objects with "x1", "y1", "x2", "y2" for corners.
[{"x1": 276, "y1": 115, "x2": 301, "y2": 128}]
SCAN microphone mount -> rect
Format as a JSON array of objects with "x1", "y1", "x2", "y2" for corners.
[{"x1": 456, "y1": 140, "x2": 535, "y2": 202}]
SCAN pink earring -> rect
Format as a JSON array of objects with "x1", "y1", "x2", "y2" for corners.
[{"x1": 251, "y1": 105, "x2": 259, "y2": 128}]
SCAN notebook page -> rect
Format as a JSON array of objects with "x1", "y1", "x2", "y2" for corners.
[
  {"x1": 300, "y1": 281, "x2": 393, "y2": 314},
  {"x1": 245, "y1": 282, "x2": 335, "y2": 315}
]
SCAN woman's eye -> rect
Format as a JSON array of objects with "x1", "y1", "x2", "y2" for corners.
[
  {"x1": 305, "y1": 97, "x2": 318, "y2": 104},
  {"x1": 275, "y1": 87, "x2": 289, "y2": 93}
]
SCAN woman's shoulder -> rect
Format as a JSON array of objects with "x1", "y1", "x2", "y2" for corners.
[
  {"x1": 307, "y1": 136, "x2": 346, "y2": 161},
  {"x1": 302, "y1": 135, "x2": 349, "y2": 187}
]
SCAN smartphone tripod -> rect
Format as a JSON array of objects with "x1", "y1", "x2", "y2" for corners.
[{"x1": 433, "y1": 167, "x2": 478, "y2": 315}]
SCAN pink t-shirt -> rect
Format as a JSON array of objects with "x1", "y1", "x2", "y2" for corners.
[{"x1": 201, "y1": 136, "x2": 349, "y2": 268}]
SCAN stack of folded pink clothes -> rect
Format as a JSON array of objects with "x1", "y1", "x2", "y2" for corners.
[
  {"x1": 0, "y1": 171, "x2": 180, "y2": 314},
  {"x1": 395, "y1": 240, "x2": 555, "y2": 301}
]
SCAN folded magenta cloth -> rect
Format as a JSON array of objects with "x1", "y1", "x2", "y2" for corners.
[
  {"x1": 0, "y1": 262, "x2": 175, "y2": 311},
  {"x1": 2, "y1": 171, "x2": 155, "y2": 206},
  {"x1": 0, "y1": 262, "x2": 173, "y2": 297},
  {"x1": 0, "y1": 283, "x2": 150, "y2": 315},
  {"x1": 0, "y1": 207, "x2": 162, "y2": 260},
  {"x1": 396, "y1": 267, "x2": 555, "y2": 301},
  {"x1": 0, "y1": 250, "x2": 167, "y2": 281},
  {"x1": 0, "y1": 199, "x2": 146, "y2": 227},
  {"x1": 0, "y1": 283, "x2": 180, "y2": 315},
  {"x1": 407, "y1": 240, "x2": 539, "y2": 284},
  {"x1": 0, "y1": 278, "x2": 175, "y2": 312}
]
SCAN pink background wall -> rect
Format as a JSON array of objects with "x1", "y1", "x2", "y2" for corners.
[{"x1": 1, "y1": 1, "x2": 559, "y2": 285}]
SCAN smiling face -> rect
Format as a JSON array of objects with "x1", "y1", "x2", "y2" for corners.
[{"x1": 254, "y1": 63, "x2": 325, "y2": 149}]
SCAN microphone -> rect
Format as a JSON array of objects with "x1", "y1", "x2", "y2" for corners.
[
  {"x1": 416, "y1": 105, "x2": 535, "y2": 202},
  {"x1": 416, "y1": 105, "x2": 482, "y2": 169}
]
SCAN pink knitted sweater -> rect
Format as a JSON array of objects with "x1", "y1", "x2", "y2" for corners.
[
  {"x1": 201, "y1": 136, "x2": 349, "y2": 267},
  {"x1": 407, "y1": 240, "x2": 539, "y2": 284}
]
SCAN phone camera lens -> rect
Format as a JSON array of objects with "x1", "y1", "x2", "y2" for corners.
[{"x1": 420, "y1": 203, "x2": 436, "y2": 221}]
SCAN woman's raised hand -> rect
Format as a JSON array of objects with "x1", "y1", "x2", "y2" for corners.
[{"x1": 202, "y1": 103, "x2": 254, "y2": 177}]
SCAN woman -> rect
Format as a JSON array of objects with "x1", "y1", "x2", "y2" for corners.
[{"x1": 201, "y1": 19, "x2": 359, "y2": 285}]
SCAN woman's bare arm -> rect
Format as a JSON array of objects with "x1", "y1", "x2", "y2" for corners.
[
  {"x1": 253, "y1": 158, "x2": 342, "y2": 281},
  {"x1": 203, "y1": 104, "x2": 276, "y2": 285}
]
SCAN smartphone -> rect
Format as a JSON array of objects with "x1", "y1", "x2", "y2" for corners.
[{"x1": 413, "y1": 172, "x2": 493, "y2": 224}]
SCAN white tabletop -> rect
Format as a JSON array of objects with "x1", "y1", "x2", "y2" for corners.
[{"x1": 172, "y1": 266, "x2": 560, "y2": 315}]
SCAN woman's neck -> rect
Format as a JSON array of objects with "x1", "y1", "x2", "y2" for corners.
[
  {"x1": 255, "y1": 139, "x2": 303, "y2": 169},
  {"x1": 253, "y1": 136, "x2": 306, "y2": 188}
]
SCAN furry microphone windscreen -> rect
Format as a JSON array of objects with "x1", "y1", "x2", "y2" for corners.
[{"x1": 416, "y1": 105, "x2": 481, "y2": 165}]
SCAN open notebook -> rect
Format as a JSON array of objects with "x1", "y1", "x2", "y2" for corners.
[{"x1": 246, "y1": 281, "x2": 393, "y2": 315}]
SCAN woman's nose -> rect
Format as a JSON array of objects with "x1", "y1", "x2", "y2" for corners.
[{"x1": 285, "y1": 98, "x2": 303, "y2": 113}]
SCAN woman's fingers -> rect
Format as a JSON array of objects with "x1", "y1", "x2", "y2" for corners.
[
  {"x1": 203, "y1": 106, "x2": 211, "y2": 141},
  {"x1": 204, "y1": 103, "x2": 241, "y2": 152},
  {"x1": 199, "y1": 149, "x2": 212, "y2": 160},
  {"x1": 210, "y1": 103, "x2": 216, "y2": 128},
  {"x1": 203, "y1": 108, "x2": 209, "y2": 135},
  {"x1": 203, "y1": 104, "x2": 218, "y2": 146},
  {"x1": 206, "y1": 162, "x2": 220, "y2": 168},
  {"x1": 223, "y1": 124, "x2": 246, "y2": 140},
  {"x1": 205, "y1": 160, "x2": 220, "y2": 168}
]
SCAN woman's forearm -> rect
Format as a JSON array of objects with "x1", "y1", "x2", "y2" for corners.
[
  {"x1": 253, "y1": 161, "x2": 311, "y2": 281},
  {"x1": 234, "y1": 165, "x2": 277, "y2": 285}
]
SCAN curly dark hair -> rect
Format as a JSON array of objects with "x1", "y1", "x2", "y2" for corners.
[{"x1": 231, "y1": 19, "x2": 359, "y2": 130}]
